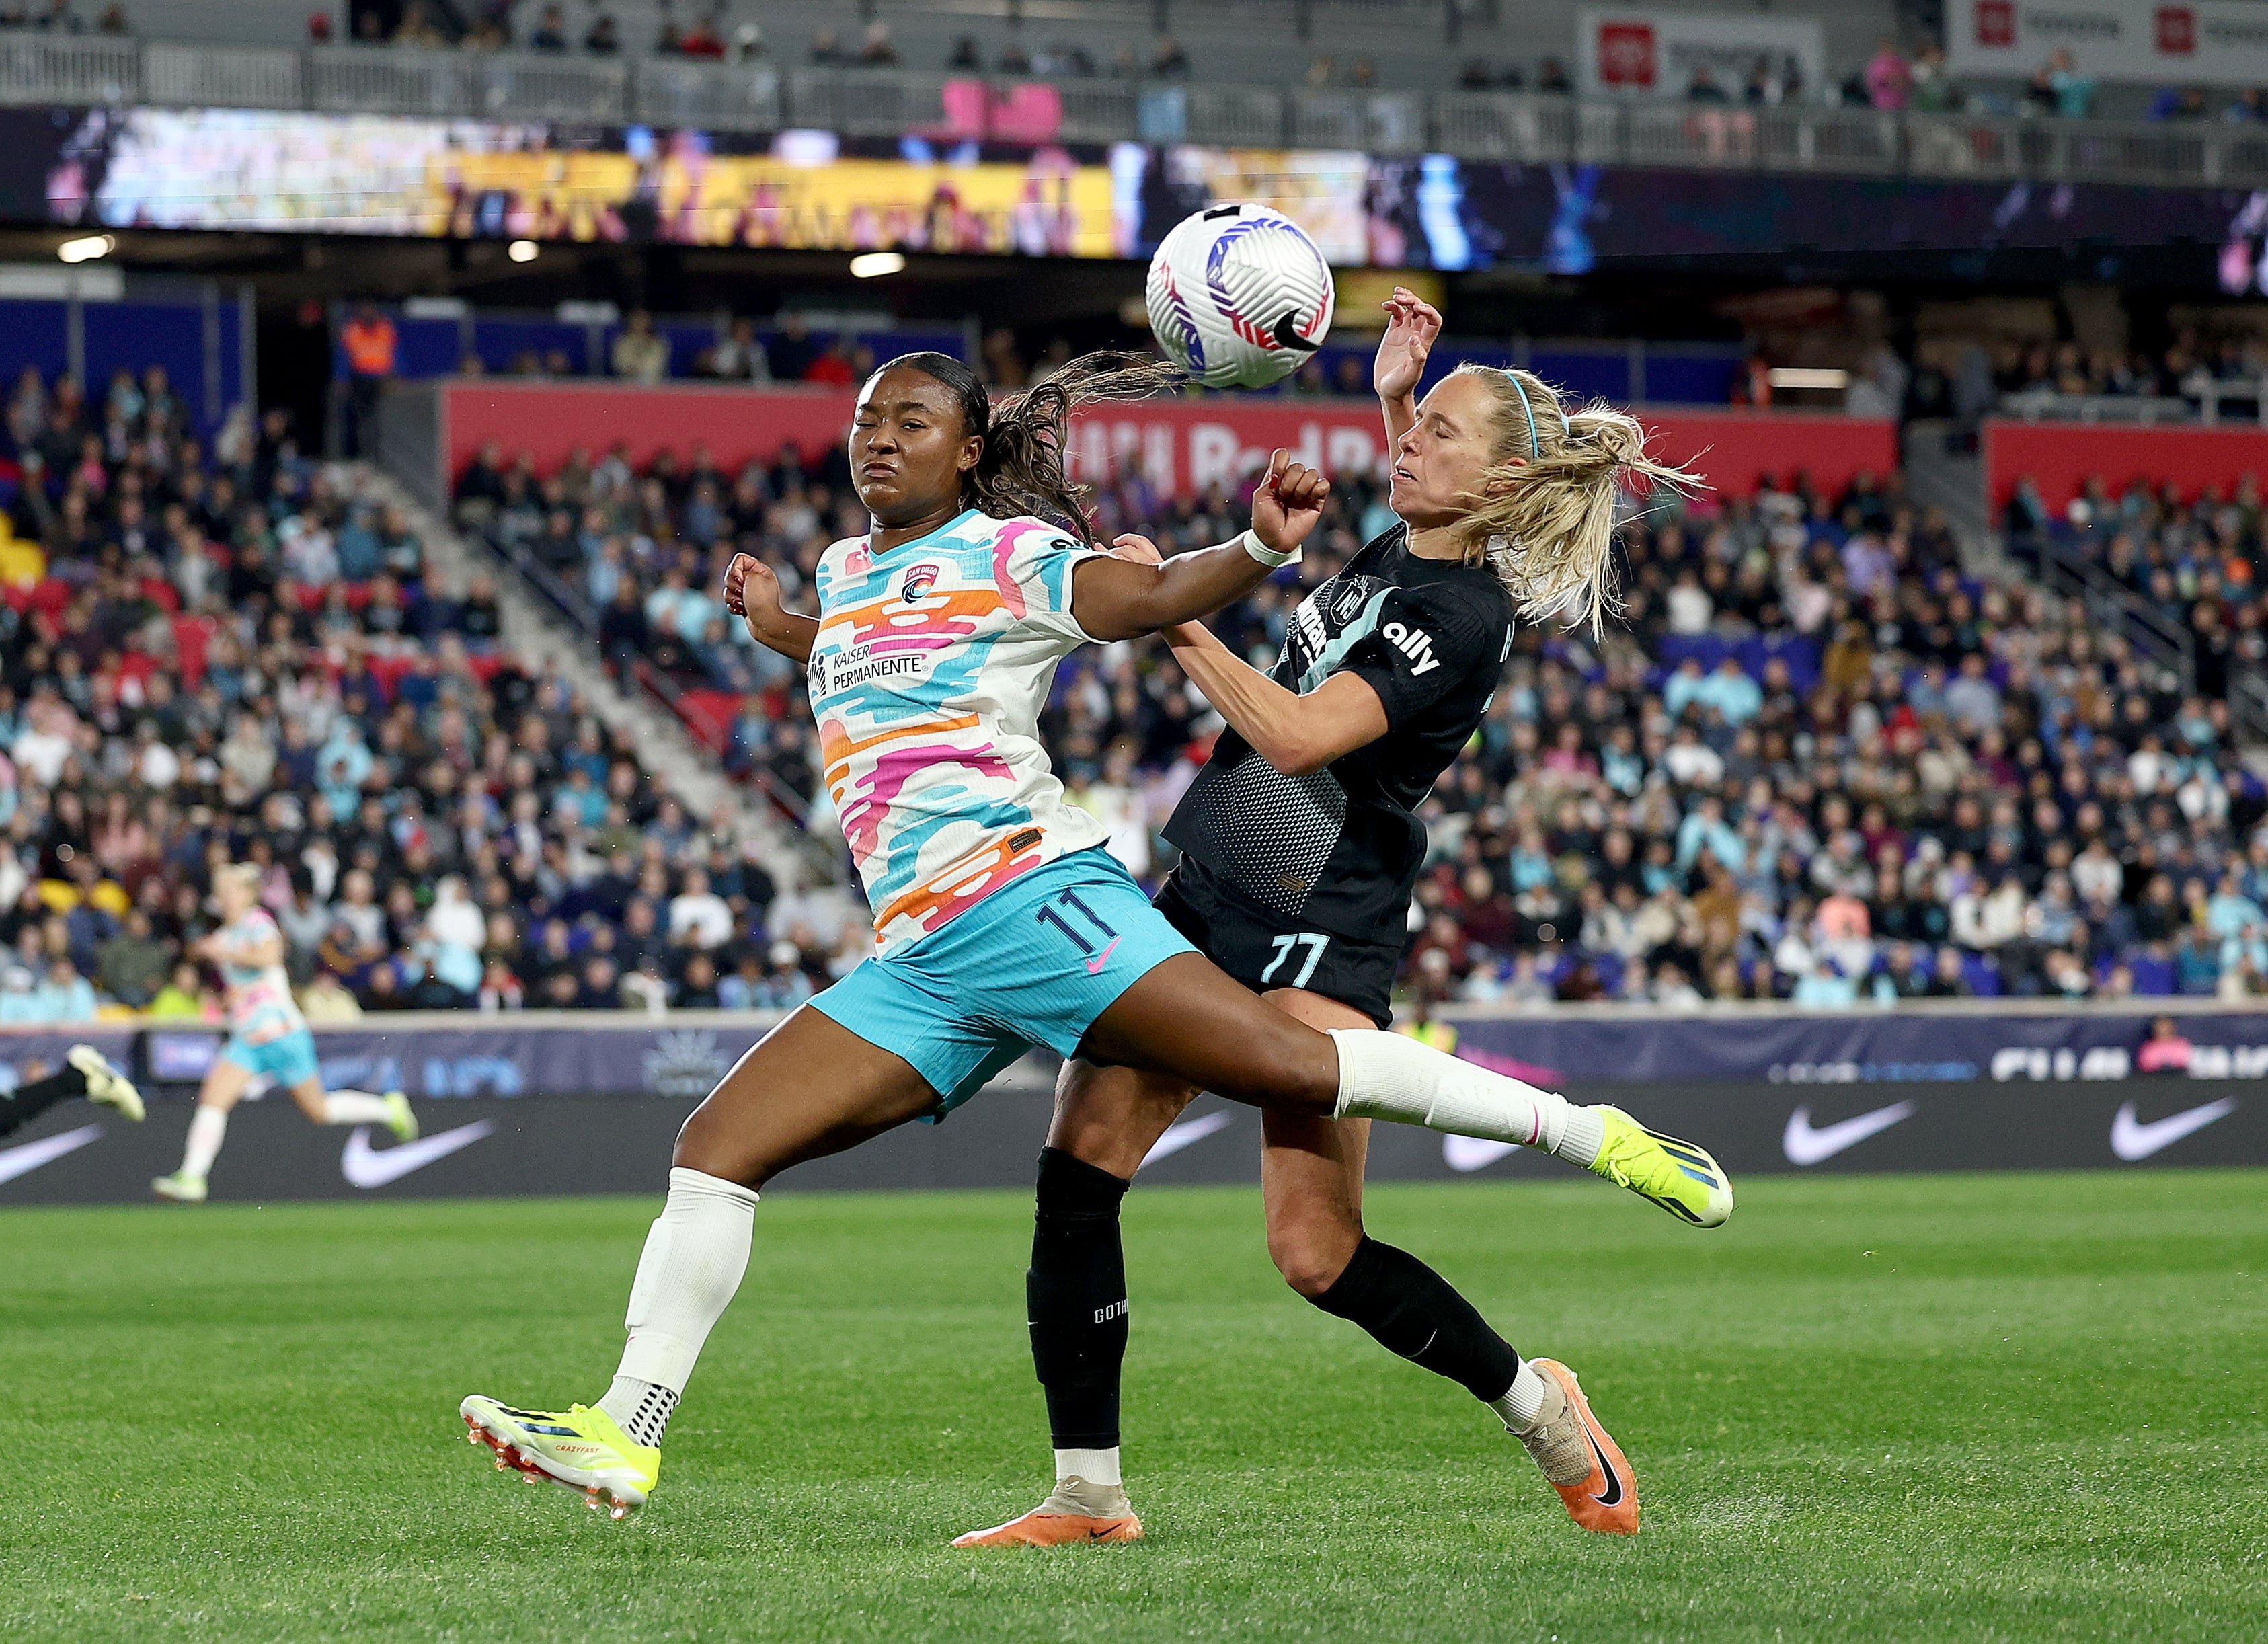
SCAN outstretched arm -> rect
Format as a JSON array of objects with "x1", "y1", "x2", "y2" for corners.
[
  {"x1": 1374, "y1": 286, "x2": 1442, "y2": 452},
  {"x1": 1111, "y1": 534, "x2": 1390, "y2": 777},
  {"x1": 722, "y1": 553, "x2": 817, "y2": 665},
  {"x1": 1068, "y1": 452, "x2": 1327, "y2": 642},
  {"x1": 1167, "y1": 621, "x2": 1389, "y2": 777}
]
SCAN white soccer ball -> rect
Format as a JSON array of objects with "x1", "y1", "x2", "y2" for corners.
[{"x1": 1145, "y1": 203, "x2": 1334, "y2": 389}]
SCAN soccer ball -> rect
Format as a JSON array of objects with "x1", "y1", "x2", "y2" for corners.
[{"x1": 1145, "y1": 204, "x2": 1334, "y2": 389}]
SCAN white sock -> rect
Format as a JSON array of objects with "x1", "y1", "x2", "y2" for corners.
[
  {"x1": 1557, "y1": 1105, "x2": 1606, "y2": 1169},
  {"x1": 179, "y1": 1105, "x2": 228, "y2": 1179},
  {"x1": 321, "y1": 1089, "x2": 395, "y2": 1124},
  {"x1": 598, "y1": 1167, "x2": 760, "y2": 1439},
  {"x1": 1054, "y1": 1446, "x2": 1121, "y2": 1486},
  {"x1": 1328, "y1": 1029, "x2": 1600, "y2": 1165},
  {"x1": 1487, "y1": 1361, "x2": 1553, "y2": 1432}
]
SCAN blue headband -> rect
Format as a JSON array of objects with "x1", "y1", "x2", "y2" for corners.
[{"x1": 1508, "y1": 372, "x2": 1569, "y2": 457}]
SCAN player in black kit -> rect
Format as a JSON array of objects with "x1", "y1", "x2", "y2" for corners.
[
  {"x1": 957, "y1": 290, "x2": 1715, "y2": 1547},
  {"x1": 0, "y1": 1045, "x2": 143, "y2": 1138}
]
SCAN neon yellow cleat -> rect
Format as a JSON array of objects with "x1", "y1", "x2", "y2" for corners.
[
  {"x1": 151, "y1": 1171, "x2": 207, "y2": 1203},
  {"x1": 71, "y1": 1045, "x2": 143, "y2": 1123},
  {"x1": 459, "y1": 1396, "x2": 658, "y2": 1520},
  {"x1": 383, "y1": 1091, "x2": 418, "y2": 1143},
  {"x1": 1587, "y1": 1107, "x2": 1733, "y2": 1227}
]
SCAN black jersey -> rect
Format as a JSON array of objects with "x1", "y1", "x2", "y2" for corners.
[{"x1": 1163, "y1": 524, "x2": 1514, "y2": 947}]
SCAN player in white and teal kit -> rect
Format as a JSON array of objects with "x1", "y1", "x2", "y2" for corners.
[
  {"x1": 457, "y1": 350, "x2": 1729, "y2": 1523},
  {"x1": 152, "y1": 864, "x2": 416, "y2": 1203}
]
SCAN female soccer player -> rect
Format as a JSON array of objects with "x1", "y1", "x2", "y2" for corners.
[
  {"x1": 960, "y1": 292, "x2": 1708, "y2": 1547},
  {"x1": 152, "y1": 865, "x2": 415, "y2": 1202},
  {"x1": 458, "y1": 351, "x2": 1729, "y2": 1521}
]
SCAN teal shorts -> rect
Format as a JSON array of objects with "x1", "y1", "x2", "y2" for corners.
[
  {"x1": 810, "y1": 847, "x2": 1196, "y2": 1117},
  {"x1": 221, "y1": 1027, "x2": 321, "y2": 1089}
]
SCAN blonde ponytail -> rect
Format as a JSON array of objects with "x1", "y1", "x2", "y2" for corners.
[{"x1": 1443, "y1": 364, "x2": 1705, "y2": 635}]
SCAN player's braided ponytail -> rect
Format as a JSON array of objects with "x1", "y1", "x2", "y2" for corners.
[
  {"x1": 876, "y1": 351, "x2": 1179, "y2": 547},
  {"x1": 1446, "y1": 363, "x2": 1705, "y2": 636}
]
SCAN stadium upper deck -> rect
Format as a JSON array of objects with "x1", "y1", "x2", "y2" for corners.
[{"x1": 8, "y1": 6, "x2": 2261, "y2": 192}]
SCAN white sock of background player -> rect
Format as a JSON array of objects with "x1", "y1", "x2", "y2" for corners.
[
  {"x1": 597, "y1": 1167, "x2": 760, "y2": 1448},
  {"x1": 177, "y1": 1105, "x2": 228, "y2": 1180},
  {"x1": 173, "y1": 1088, "x2": 401, "y2": 1182},
  {"x1": 319, "y1": 1089, "x2": 395, "y2": 1124}
]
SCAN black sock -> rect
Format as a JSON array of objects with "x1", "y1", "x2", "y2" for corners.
[
  {"x1": 0, "y1": 1064, "x2": 91, "y2": 1141},
  {"x1": 1310, "y1": 1237, "x2": 1520, "y2": 1402},
  {"x1": 1026, "y1": 1146, "x2": 1131, "y2": 1451}
]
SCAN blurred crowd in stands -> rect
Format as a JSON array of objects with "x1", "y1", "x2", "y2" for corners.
[
  {"x1": 1991, "y1": 326, "x2": 2268, "y2": 407},
  {"x1": 2002, "y1": 469, "x2": 2267, "y2": 700},
  {"x1": 0, "y1": 3, "x2": 130, "y2": 36},
  {"x1": 11, "y1": 351, "x2": 2267, "y2": 1028},
  {"x1": 454, "y1": 419, "x2": 2268, "y2": 1014},
  {"x1": 1, "y1": 362, "x2": 851, "y2": 1029}
]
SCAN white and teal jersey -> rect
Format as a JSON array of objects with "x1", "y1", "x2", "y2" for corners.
[
  {"x1": 809, "y1": 508, "x2": 1112, "y2": 953},
  {"x1": 214, "y1": 906, "x2": 307, "y2": 1044}
]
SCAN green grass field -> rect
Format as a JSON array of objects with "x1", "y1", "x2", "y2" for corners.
[{"x1": 4, "y1": 1171, "x2": 2265, "y2": 1643}]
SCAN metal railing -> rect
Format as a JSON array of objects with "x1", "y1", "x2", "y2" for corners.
[
  {"x1": 2230, "y1": 670, "x2": 2268, "y2": 748},
  {"x1": 7, "y1": 38, "x2": 2268, "y2": 190},
  {"x1": 1999, "y1": 385, "x2": 2268, "y2": 429},
  {"x1": 2015, "y1": 531, "x2": 2196, "y2": 697}
]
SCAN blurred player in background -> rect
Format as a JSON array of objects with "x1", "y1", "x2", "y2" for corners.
[
  {"x1": 152, "y1": 865, "x2": 415, "y2": 1204},
  {"x1": 0, "y1": 1046, "x2": 143, "y2": 1137},
  {"x1": 960, "y1": 290, "x2": 1709, "y2": 1547}
]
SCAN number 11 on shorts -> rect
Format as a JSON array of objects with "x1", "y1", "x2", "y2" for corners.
[
  {"x1": 1261, "y1": 932, "x2": 1329, "y2": 988},
  {"x1": 1035, "y1": 889, "x2": 1122, "y2": 972}
]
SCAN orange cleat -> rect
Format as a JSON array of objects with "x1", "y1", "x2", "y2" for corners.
[
  {"x1": 953, "y1": 1508, "x2": 1144, "y2": 1547},
  {"x1": 953, "y1": 1478, "x2": 1144, "y2": 1547},
  {"x1": 1516, "y1": 1358, "x2": 1639, "y2": 1535}
]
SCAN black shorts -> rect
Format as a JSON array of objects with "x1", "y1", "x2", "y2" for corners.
[{"x1": 1151, "y1": 860, "x2": 1405, "y2": 1028}]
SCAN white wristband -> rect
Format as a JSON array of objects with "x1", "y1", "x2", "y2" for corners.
[{"x1": 1240, "y1": 529, "x2": 1300, "y2": 569}]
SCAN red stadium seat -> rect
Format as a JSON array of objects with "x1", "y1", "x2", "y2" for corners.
[{"x1": 675, "y1": 689, "x2": 744, "y2": 754}]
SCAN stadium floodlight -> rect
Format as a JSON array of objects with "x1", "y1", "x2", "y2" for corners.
[
  {"x1": 508, "y1": 240, "x2": 539, "y2": 264},
  {"x1": 57, "y1": 234, "x2": 114, "y2": 264},
  {"x1": 850, "y1": 251, "x2": 906, "y2": 279},
  {"x1": 1766, "y1": 367, "x2": 1849, "y2": 390}
]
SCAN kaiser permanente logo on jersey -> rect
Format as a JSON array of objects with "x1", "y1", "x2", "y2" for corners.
[{"x1": 809, "y1": 643, "x2": 931, "y2": 699}]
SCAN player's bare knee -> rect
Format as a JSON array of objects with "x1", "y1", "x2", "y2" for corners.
[
  {"x1": 1268, "y1": 1220, "x2": 1360, "y2": 1298},
  {"x1": 670, "y1": 1104, "x2": 752, "y2": 1185}
]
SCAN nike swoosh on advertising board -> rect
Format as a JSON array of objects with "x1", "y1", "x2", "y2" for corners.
[
  {"x1": 2109, "y1": 1097, "x2": 2238, "y2": 1162},
  {"x1": 1141, "y1": 1111, "x2": 1231, "y2": 1166},
  {"x1": 1782, "y1": 1101, "x2": 1918, "y2": 1167},
  {"x1": 340, "y1": 1121, "x2": 495, "y2": 1189},
  {"x1": 1444, "y1": 1135, "x2": 1520, "y2": 1173},
  {"x1": 0, "y1": 1123, "x2": 103, "y2": 1187}
]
